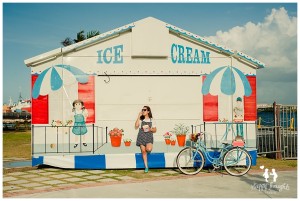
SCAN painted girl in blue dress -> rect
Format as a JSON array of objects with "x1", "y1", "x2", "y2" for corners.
[
  {"x1": 71, "y1": 99, "x2": 88, "y2": 148},
  {"x1": 233, "y1": 97, "x2": 244, "y2": 137}
]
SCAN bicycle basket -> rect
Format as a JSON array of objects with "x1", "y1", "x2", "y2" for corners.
[
  {"x1": 190, "y1": 133, "x2": 202, "y2": 142},
  {"x1": 190, "y1": 133, "x2": 199, "y2": 142},
  {"x1": 232, "y1": 136, "x2": 245, "y2": 147}
]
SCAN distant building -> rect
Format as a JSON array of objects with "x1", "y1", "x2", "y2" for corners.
[
  {"x1": 8, "y1": 93, "x2": 31, "y2": 114},
  {"x1": 2, "y1": 104, "x2": 12, "y2": 113}
]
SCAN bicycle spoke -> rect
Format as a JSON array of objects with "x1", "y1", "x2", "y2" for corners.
[
  {"x1": 223, "y1": 148, "x2": 251, "y2": 176},
  {"x1": 176, "y1": 147, "x2": 205, "y2": 175}
]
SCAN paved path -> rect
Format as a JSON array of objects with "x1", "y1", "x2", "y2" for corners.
[
  {"x1": 10, "y1": 170, "x2": 297, "y2": 198},
  {"x1": 3, "y1": 167, "x2": 180, "y2": 197}
]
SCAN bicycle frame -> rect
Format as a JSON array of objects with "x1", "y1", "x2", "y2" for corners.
[
  {"x1": 193, "y1": 140, "x2": 232, "y2": 167},
  {"x1": 177, "y1": 131, "x2": 252, "y2": 176}
]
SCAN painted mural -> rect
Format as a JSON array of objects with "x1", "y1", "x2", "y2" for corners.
[
  {"x1": 201, "y1": 66, "x2": 256, "y2": 142},
  {"x1": 70, "y1": 99, "x2": 89, "y2": 148},
  {"x1": 31, "y1": 64, "x2": 95, "y2": 125}
]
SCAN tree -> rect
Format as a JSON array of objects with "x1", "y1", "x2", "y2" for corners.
[
  {"x1": 61, "y1": 37, "x2": 74, "y2": 47},
  {"x1": 86, "y1": 30, "x2": 100, "y2": 39},
  {"x1": 61, "y1": 30, "x2": 100, "y2": 47},
  {"x1": 73, "y1": 30, "x2": 86, "y2": 43}
]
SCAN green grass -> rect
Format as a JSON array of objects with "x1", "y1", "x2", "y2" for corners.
[
  {"x1": 252, "y1": 156, "x2": 297, "y2": 170},
  {"x1": 3, "y1": 131, "x2": 31, "y2": 159}
]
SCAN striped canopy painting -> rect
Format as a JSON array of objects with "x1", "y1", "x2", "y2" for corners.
[
  {"x1": 202, "y1": 66, "x2": 252, "y2": 97},
  {"x1": 32, "y1": 64, "x2": 89, "y2": 99}
]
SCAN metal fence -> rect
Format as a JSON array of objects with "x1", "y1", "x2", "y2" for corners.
[
  {"x1": 280, "y1": 105, "x2": 297, "y2": 159},
  {"x1": 282, "y1": 129, "x2": 297, "y2": 159},
  {"x1": 3, "y1": 112, "x2": 31, "y2": 119},
  {"x1": 191, "y1": 122, "x2": 256, "y2": 149},
  {"x1": 32, "y1": 124, "x2": 106, "y2": 155},
  {"x1": 256, "y1": 104, "x2": 297, "y2": 159},
  {"x1": 257, "y1": 126, "x2": 281, "y2": 154}
]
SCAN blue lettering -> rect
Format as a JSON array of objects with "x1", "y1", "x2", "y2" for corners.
[
  {"x1": 186, "y1": 47, "x2": 193, "y2": 63},
  {"x1": 201, "y1": 50, "x2": 210, "y2": 64},
  {"x1": 113, "y1": 45, "x2": 123, "y2": 64},
  {"x1": 193, "y1": 49, "x2": 200, "y2": 63},
  {"x1": 171, "y1": 44, "x2": 177, "y2": 63},
  {"x1": 97, "y1": 50, "x2": 103, "y2": 63},
  {"x1": 178, "y1": 45, "x2": 185, "y2": 63},
  {"x1": 170, "y1": 43, "x2": 210, "y2": 64},
  {"x1": 97, "y1": 45, "x2": 124, "y2": 64},
  {"x1": 103, "y1": 47, "x2": 112, "y2": 64}
]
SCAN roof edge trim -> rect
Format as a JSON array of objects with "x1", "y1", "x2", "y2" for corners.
[
  {"x1": 25, "y1": 23, "x2": 135, "y2": 67},
  {"x1": 24, "y1": 48, "x2": 62, "y2": 67},
  {"x1": 61, "y1": 23, "x2": 135, "y2": 54},
  {"x1": 166, "y1": 24, "x2": 265, "y2": 68}
]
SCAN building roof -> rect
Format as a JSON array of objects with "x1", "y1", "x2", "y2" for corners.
[
  {"x1": 166, "y1": 24, "x2": 265, "y2": 68},
  {"x1": 24, "y1": 17, "x2": 265, "y2": 69}
]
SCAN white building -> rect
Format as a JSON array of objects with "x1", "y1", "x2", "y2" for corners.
[{"x1": 25, "y1": 17, "x2": 264, "y2": 169}]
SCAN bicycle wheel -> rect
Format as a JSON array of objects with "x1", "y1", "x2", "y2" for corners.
[
  {"x1": 176, "y1": 147, "x2": 205, "y2": 175},
  {"x1": 223, "y1": 147, "x2": 252, "y2": 176}
]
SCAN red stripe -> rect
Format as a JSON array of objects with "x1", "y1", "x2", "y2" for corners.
[
  {"x1": 31, "y1": 75, "x2": 49, "y2": 124},
  {"x1": 202, "y1": 76, "x2": 218, "y2": 121},
  {"x1": 244, "y1": 76, "x2": 257, "y2": 121},
  {"x1": 78, "y1": 76, "x2": 95, "y2": 123}
]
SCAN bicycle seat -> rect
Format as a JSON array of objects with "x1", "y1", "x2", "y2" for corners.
[{"x1": 221, "y1": 141, "x2": 230, "y2": 145}]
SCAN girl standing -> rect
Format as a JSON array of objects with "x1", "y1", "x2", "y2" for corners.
[{"x1": 135, "y1": 106, "x2": 157, "y2": 173}]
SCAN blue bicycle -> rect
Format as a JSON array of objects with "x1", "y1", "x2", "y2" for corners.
[{"x1": 176, "y1": 132, "x2": 252, "y2": 176}]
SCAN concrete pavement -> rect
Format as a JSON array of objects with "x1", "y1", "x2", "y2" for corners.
[{"x1": 12, "y1": 170, "x2": 297, "y2": 198}]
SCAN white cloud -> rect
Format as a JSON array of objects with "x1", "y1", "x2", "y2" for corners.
[
  {"x1": 206, "y1": 7, "x2": 297, "y2": 71},
  {"x1": 206, "y1": 7, "x2": 297, "y2": 104}
]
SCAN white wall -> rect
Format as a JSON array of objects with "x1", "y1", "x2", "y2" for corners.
[{"x1": 96, "y1": 76, "x2": 203, "y2": 142}]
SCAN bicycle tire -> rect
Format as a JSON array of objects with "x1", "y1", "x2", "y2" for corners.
[
  {"x1": 176, "y1": 147, "x2": 205, "y2": 175},
  {"x1": 223, "y1": 147, "x2": 252, "y2": 176}
]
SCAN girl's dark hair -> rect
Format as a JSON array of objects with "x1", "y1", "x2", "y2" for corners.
[
  {"x1": 140, "y1": 105, "x2": 153, "y2": 120},
  {"x1": 72, "y1": 99, "x2": 85, "y2": 112}
]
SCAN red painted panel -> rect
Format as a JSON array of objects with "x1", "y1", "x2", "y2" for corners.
[
  {"x1": 244, "y1": 76, "x2": 257, "y2": 121},
  {"x1": 31, "y1": 75, "x2": 49, "y2": 124},
  {"x1": 78, "y1": 76, "x2": 95, "y2": 123},
  {"x1": 202, "y1": 76, "x2": 218, "y2": 121}
]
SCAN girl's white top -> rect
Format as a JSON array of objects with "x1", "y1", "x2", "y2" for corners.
[{"x1": 140, "y1": 118, "x2": 156, "y2": 128}]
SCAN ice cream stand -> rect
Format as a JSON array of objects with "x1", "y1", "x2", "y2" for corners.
[{"x1": 24, "y1": 17, "x2": 265, "y2": 169}]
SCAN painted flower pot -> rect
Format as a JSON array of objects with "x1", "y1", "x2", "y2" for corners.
[
  {"x1": 165, "y1": 138, "x2": 171, "y2": 145},
  {"x1": 171, "y1": 140, "x2": 176, "y2": 146},
  {"x1": 124, "y1": 141, "x2": 131, "y2": 147},
  {"x1": 110, "y1": 135, "x2": 122, "y2": 147},
  {"x1": 176, "y1": 135, "x2": 186, "y2": 147}
]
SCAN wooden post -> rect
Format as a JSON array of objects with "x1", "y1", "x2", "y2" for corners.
[
  {"x1": 273, "y1": 102, "x2": 282, "y2": 160},
  {"x1": 258, "y1": 117, "x2": 261, "y2": 128},
  {"x1": 290, "y1": 118, "x2": 294, "y2": 129}
]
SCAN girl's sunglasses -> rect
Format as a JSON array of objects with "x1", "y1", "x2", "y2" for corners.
[{"x1": 142, "y1": 109, "x2": 147, "y2": 111}]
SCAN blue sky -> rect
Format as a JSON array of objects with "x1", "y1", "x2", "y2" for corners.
[{"x1": 2, "y1": 3, "x2": 298, "y2": 104}]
